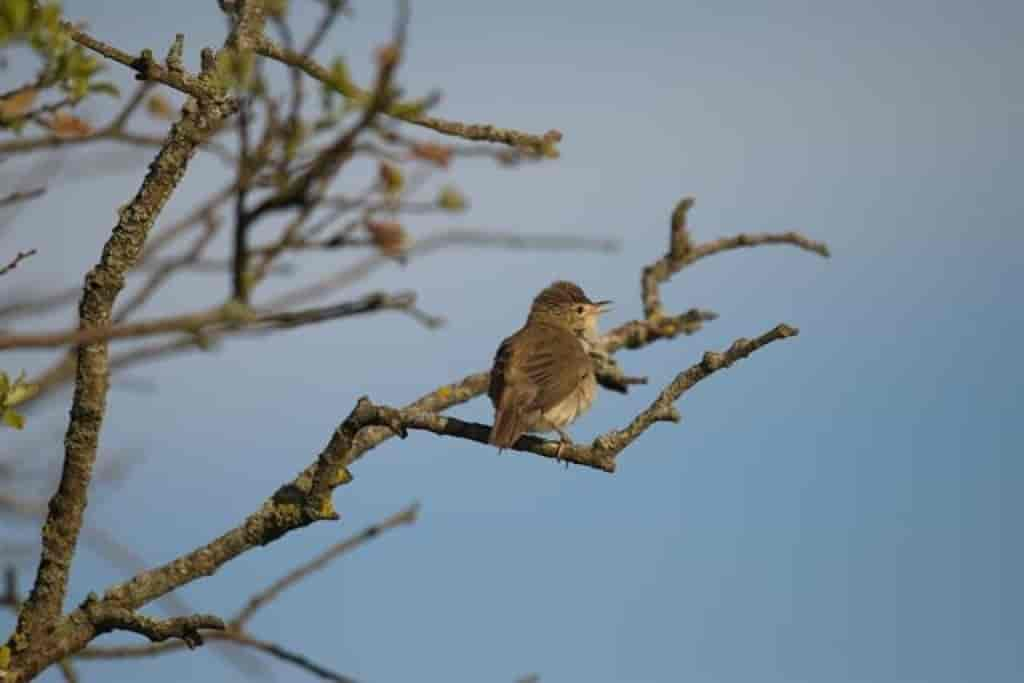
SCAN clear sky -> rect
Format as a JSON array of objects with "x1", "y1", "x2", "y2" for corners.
[{"x1": 2, "y1": 1, "x2": 1021, "y2": 682}]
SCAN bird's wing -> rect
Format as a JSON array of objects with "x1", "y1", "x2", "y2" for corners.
[
  {"x1": 488, "y1": 330, "x2": 539, "y2": 447},
  {"x1": 514, "y1": 324, "x2": 591, "y2": 413}
]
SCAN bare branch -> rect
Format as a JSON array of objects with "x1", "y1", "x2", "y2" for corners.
[
  {"x1": 322, "y1": 324, "x2": 798, "y2": 473},
  {"x1": 0, "y1": 189, "x2": 46, "y2": 208},
  {"x1": 253, "y1": 27, "x2": 560, "y2": 154},
  {"x1": 267, "y1": 228, "x2": 618, "y2": 311},
  {"x1": 81, "y1": 631, "x2": 360, "y2": 683},
  {"x1": 691, "y1": 230, "x2": 831, "y2": 260},
  {"x1": 600, "y1": 307, "x2": 719, "y2": 356},
  {"x1": 642, "y1": 197, "x2": 829, "y2": 319},
  {"x1": 0, "y1": 291, "x2": 436, "y2": 350},
  {"x1": 80, "y1": 629, "x2": 359, "y2": 683},
  {"x1": 0, "y1": 250, "x2": 37, "y2": 277},
  {"x1": 82, "y1": 599, "x2": 224, "y2": 649},
  {"x1": 212, "y1": 632, "x2": 359, "y2": 683},
  {"x1": 0, "y1": 286, "x2": 79, "y2": 320},
  {"x1": 245, "y1": 3, "x2": 407, "y2": 222},
  {"x1": 62, "y1": 24, "x2": 210, "y2": 101}
]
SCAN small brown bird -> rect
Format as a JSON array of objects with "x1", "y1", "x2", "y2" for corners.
[{"x1": 488, "y1": 281, "x2": 611, "y2": 450}]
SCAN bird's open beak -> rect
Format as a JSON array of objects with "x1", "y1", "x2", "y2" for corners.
[{"x1": 592, "y1": 300, "x2": 613, "y2": 314}]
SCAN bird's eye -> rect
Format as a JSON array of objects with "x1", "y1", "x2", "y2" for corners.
[{"x1": 575, "y1": 305, "x2": 585, "y2": 314}]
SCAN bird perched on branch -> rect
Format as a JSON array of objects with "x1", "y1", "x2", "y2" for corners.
[{"x1": 488, "y1": 281, "x2": 611, "y2": 452}]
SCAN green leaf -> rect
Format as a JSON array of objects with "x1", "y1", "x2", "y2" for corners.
[
  {"x1": 3, "y1": 408, "x2": 25, "y2": 430},
  {"x1": 6, "y1": 373, "x2": 39, "y2": 407},
  {"x1": 3, "y1": 0, "x2": 30, "y2": 34},
  {"x1": 37, "y1": 3, "x2": 61, "y2": 33}
]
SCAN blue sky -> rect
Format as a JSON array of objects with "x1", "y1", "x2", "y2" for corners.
[{"x1": 2, "y1": 0, "x2": 1021, "y2": 681}]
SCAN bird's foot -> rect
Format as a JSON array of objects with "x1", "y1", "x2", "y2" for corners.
[{"x1": 554, "y1": 427, "x2": 574, "y2": 468}]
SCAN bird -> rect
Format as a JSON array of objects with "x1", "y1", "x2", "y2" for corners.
[{"x1": 488, "y1": 281, "x2": 611, "y2": 452}]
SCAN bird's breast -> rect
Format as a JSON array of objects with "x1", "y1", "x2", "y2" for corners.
[{"x1": 537, "y1": 370, "x2": 597, "y2": 430}]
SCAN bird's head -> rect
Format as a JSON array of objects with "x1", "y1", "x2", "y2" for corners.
[{"x1": 528, "y1": 280, "x2": 611, "y2": 341}]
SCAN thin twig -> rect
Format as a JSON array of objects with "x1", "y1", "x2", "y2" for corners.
[
  {"x1": 0, "y1": 291, "x2": 435, "y2": 350},
  {"x1": 267, "y1": 228, "x2": 618, "y2": 310},
  {"x1": 79, "y1": 630, "x2": 360, "y2": 683},
  {"x1": 0, "y1": 249, "x2": 37, "y2": 277},
  {"x1": 213, "y1": 632, "x2": 360, "y2": 683},
  {"x1": 0, "y1": 188, "x2": 46, "y2": 208},
  {"x1": 254, "y1": 26, "x2": 560, "y2": 154},
  {"x1": 641, "y1": 197, "x2": 829, "y2": 319},
  {"x1": 233, "y1": 503, "x2": 419, "y2": 627}
]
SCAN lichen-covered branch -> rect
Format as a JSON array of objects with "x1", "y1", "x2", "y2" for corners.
[
  {"x1": 61, "y1": 24, "x2": 209, "y2": 101},
  {"x1": 82, "y1": 599, "x2": 224, "y2": 649},
  {"x1": 589, "y1": 323, "x2": 800, "y2": 457},
  {"x1": 641, "y1": 196, "x2": 829, "y2": 319},
  {"x1": 12, "y1": 86, "x2": 235, "y2": 643},
  {"x1": 3, "y1": 1, "x2": 248, "y2": 678},
  {"x1": 75, "y1": 505, "x2": 411, "y2": 683},
  {"x1": 600, "y1": 307, "x2": 719, "y2": 355},
  {"x1": 325, "y1": 324, "x2": 798, "y2": 473}
]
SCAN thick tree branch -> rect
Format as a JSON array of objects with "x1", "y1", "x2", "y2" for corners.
[
  {"x1": 12, "y1": 91, "x2": 235, "y2": 647},
  {"x1": 4, "y1": 3, "x2": 248, "y2": 679}
]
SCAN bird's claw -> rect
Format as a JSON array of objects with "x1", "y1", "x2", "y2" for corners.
[{"x1": 554, "y1": 428, "x2": 573, "y2": 468}]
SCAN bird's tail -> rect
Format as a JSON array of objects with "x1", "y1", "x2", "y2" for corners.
[{"x1": 490, "y1": 393, "x2": 528, "y2": 449}]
